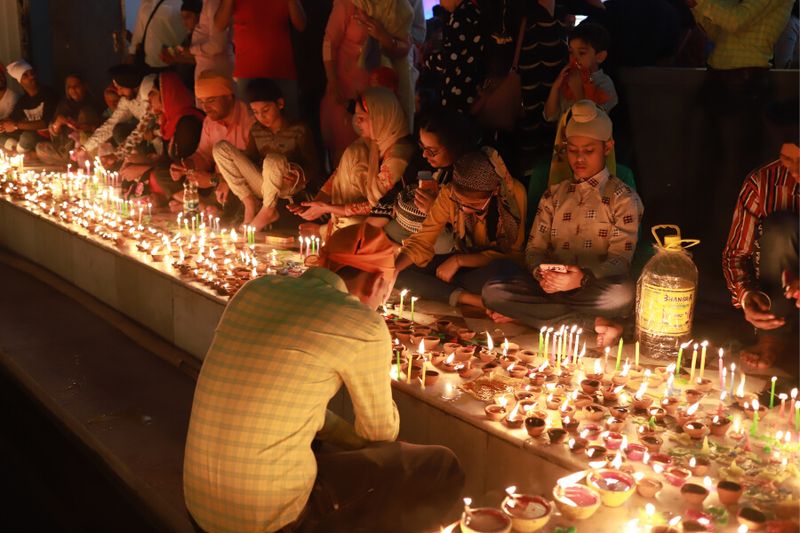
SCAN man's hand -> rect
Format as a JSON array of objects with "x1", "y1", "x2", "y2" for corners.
[
  {"x1": 436, "y1": 255, "x2": 461, "y2": 283},
  {"x1": 354, "y1": 9, "x2": 389, "y2": 42},
  {"x1": 0, "y1": 120, "x2": 18, "y2": 133},
  {"x1": 785, "y1": 278, "x2": 800, "y2": 309},
  {"x1": 552, "y1": 65, "x2": 571, "y2": 91},
  {"x1": 413, "y1": 188, "x2": 436, "y2": 214},
  {"x1": 742, "y1": 291, "x2": 785, "y2": 330},
  {"x1": 540, "y1": 265, "x2": 584, "y2": 293},
  {"x1": 215, "y1": 180, "x2": 230, "y2": 205},
  {"x1": 297, "y1": 200, "x2": 331, "y2": 220},
  {"x1": 169, "y1": 163, "x2": 188, "y2": 181}
]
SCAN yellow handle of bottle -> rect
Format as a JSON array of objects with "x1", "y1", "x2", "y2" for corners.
[{"x1": 650, "y1": 225, "x2": 700, "y2": 250}]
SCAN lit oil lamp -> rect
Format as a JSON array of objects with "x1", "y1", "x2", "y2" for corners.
[
  {"x1": 552, "y1": 471, "x2": 601, "y2": 520},
  {"x1": 501, "y1": 486, "x2": 551, "y2": 533},
  {"x1": 586, "y1": 469, "x2": 636, "y2": 507}
]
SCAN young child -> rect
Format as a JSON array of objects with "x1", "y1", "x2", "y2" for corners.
[
  {"x1": 545, "y1": 23, "x2": 618, "y2": 185},
  {"x1": 483, "y1": 100, "x2": 643, "y2": 348}
]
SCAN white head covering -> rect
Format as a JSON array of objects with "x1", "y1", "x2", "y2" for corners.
[
  {"x1": 565, "y1": 100, "x2": 613, "y2": 141},
  {"x1": 138, "y1": 74, "x2": 158, "y2": 102},
  {"x1": 6, "y1": 60, "x2": 33, "y2": 83}
]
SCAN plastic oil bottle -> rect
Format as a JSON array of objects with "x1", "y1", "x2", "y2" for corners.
[{"x1": 635, "y1": 225, "x2": 699, "y2": 361}]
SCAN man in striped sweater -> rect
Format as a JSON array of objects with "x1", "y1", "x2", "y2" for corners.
[{"x1": 722, "y1": 111, "x2": 799, "y2": 372}]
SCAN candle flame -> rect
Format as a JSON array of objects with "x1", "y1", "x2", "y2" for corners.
[
  {"x1": 611, "y1": 451, "x2": 623, "y2": 469},
  {"x1": 508, "y1": 402, "x2": 521, "y2": 420},
  {"x1": 505, "y1": 486, "x2": 516, "y2": 496},
  {"x1": 621, "y1": 435, "x2": 628, "y2": 450},
  {"x1": 445, "y1": 354, "x2": 455, "y2": 365},
  {"x1": 418, "y1": 339, "x2": 425, "y2": 356},
  {"x1": 737, "y1": 526, "x2": 748, "y2": 533},
  {"x1": 720, "y1": 391, "x2": 727, "y2": 402},
  {"x1": 681, "y1": 339, "x2": 694, "y2": 349},
  {"x1": 645, "y1": 503, "x2": 655, "y2": 516},
  {"x1": 737, "y1": 374, "x2": 746, "y2": 397},
  {"x1": 666, "y1": 363, "x2": 676, "y2": 374},
  {"x1": 497, "y1": 396, "x2": 508, "y2": 409},
  {"x1": 733, "y1": 415, "x2": 741, "y2": 433},
  {"x1": 400, "y1": 288, "x2": 408, "y2": 297},
  {"x1": 594, "y1": 358, "x2": 603, "y2": 375},
  {"x1": 643, "y1": 451, "x2": 650, "y2": 464},
  {"x1": 635, "y1": 381, "x2": 648, "y2": 400},
  {"x1": 686, "y1": 402, "x2": 700, "y2": 416},
  {"x1": 689, "y1": 457, "x2": 696, "y2": 468},
  {"x1": 669, "y1": 517, "x2": 682, "y2": 527},
  {"x1": 633, "y1": 472, "x2": 645, "y2": 482},
  {"x1": 486, "y1": 331, "x2": 494, "y2": 351},
  {"x1": 503, "y1": 338, "x2": 509, "y2": 355},
  {"x1": 791, "y1": 388, "x2": 798, "y2": 400},
  {"x1": 463, "y1": 497, "x2": 472, "y2": 507},
  {"x1": 752, "y1": 399, "x2": 760, "y2": 410},
  {"x1": 411, "y1": 296, "x2": 418, "y2": 303},
  {"x1": 557, "y1": 470, "x2": 588, "y2": 487}
]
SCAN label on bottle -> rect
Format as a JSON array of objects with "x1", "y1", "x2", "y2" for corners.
[{"x1": 637, "y1": 282, "x2": 694, "y2": 336}]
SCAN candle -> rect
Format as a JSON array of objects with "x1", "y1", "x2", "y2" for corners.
[
  {"x1": 410, "y1": 296, "x2": 418, "y2": 323},
  {"x1": 689, "y1": 343, "x2": 698, "y2": 382},
  {"x1": 791, "y1": 389, "x2": 799, "y2": 423},
  {"x1": 795, "y1": 401, "x2": 799, "y2": 431},
  {"x1": 699, "y1": 340, "x2": 708, "y2": 378},
  {"x1": 634, "y1": 341, "x2": 640, "y2": 367},
  {"x1": 779, "y1": 393, "x2": 788, "y2": 417},
  {"x1": 394, "y1": 340, "x2": 401, "y2": 381},
  {"x1": 770, "y1": 376, "x2": 777, "y2": 409},
  {"x1": 420, "y1": 359, "x2": 427, "y2": 390},
  {"x1": 676, "y1": 340, "x2": 692, "y2": 374},
  {"x1": 543, "y1": 328, "x2": 551, "y2": 361},
  {"x1": 574, "y1": 329, "x2": 582, "y2": 363},
  {"x1": 615, "y1": 337, "x2": 623, "y2": 372},
  {"x1": 538, "y1": 327, "x2": 545, "y2": 356},
  {"x1": 604, "y1": 346, "x2": 611, "y2": 374},
  {"x1": 751, "y1": 399, "x2": 760, "y2": 436},
  {"x1": 398, "y1": 289, "x2": 408, "y2": 319}
]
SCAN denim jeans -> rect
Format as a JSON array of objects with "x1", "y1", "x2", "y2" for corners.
[{"x1": 755, "y1": 211, "x2": 799, "y2": 338}]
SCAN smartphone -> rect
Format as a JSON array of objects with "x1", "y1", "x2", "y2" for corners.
[
  {"x1": 539, "y1": 264, "x2": 568, "y2": 273},
  {"x1": 417, "y1": 171, "x2": 438, "y2": 193}
]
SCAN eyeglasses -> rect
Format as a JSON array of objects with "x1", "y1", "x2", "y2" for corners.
[
  {"x1": 449, "y1": 190, "x2": 493, "y2": 213},
  {"x1": 419, "y1": 142, "x2": 441, "y2": 158},
  {"x1": 197, "y1": 95, "x2": 223, "y2": 107}
]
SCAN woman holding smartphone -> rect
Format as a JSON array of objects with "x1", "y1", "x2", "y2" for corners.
[{"x1": 367, "y1": 110, "x2": 479, "y2": 253}]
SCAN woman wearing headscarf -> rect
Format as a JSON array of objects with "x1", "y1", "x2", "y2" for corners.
[
  {"x1": 320, "y1": 0, "x2": 414, "y2": 164},
  {"x1": 116, "y1": 71, "x2": 204, "y2": 202},
  {"x1": 293, "y1": 86, "x2": 414, "y2": 237},
  {"x1": 394, "y1": 148, "x2": 527, "y2": 310}
]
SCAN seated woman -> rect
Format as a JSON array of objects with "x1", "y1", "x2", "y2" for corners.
[
  {"x1": 394, "y1": 148, "x2": 527, "y2": 310},
  {"x1": 367, "y1": 110, "x2": 479, "y2": 254},
  {"x1": 292, "y1": 86, "x2": 414, "y2": 237},
  {"x1": 212, "y1": 78, "x2": 320, "y2": 230},
  {"x1": 112, "y1": 72, "x2": 204, "y2": 203}
]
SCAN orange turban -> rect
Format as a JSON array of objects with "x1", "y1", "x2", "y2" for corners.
[
  {"x1": 195, "y1": 70, "x2": 234, "y2": 99},
  {"x1": 319, "y1": 223, "x2": 396, "y2": 278}
]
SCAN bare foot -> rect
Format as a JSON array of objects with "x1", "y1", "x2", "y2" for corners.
[
  {"x1": 249, "y1": 205, "x2": 280, "y2": 231},
  {"x1": 242, "y1": 195, "x2": 260, "y2": 225},
  {"x1": 486, "y1": 309, "x2": 517, "y2": 323},
  {"x1": 740, "y1": 336, "x2": 785, "y2": 370},
  {"x1": 595, "y1": 316, "x2": 623, "y2": 348}
]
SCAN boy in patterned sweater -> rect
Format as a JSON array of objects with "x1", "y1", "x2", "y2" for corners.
[{"x1": 483, "y1": 100, "x2": 643, "y2": 347}]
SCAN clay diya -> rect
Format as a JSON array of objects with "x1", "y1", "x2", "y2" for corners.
[
  {"x1": 479, "y1": 349, "x2": 497, "y2": 364},
  {"x1": 455, "y1": 346, "x2": 476, "y2": 361},
  {"x1": 507, "y1": 364, "x2": 529, "y2": 379},
  {"x1": 610, "y1": 406, "x2": 630, "y2": 420},
  {"x1": 482, "y1": 361, "x2": 501, "y2": 373},
  {"x1": 582, "y1": 423, "x2": 602, "y2": 439},
  {"x1": 649, "y1": 453, "x2": 673, "y2": 472},
  {"x1": 586, "y1": 469, "x2": 636, "y2": 507},
  {"x1": 685, "y1": 389, "x2": 705, "y2": 404},
  {"x1": 581, "y1": 379, "x2": 601, "y2": 394},
  {"x1": 717, "y1": 480, "x2": 743, "y2": 506},
  {"x1": 743, "y1": 402, "x2": 767, "y2": 420},
  {"x1": 681, "y1": 483, "x2": 710, "y2": 506},
  {"x1": 546, "y1": 395, "x2": 565, "y2": 410},
  {"x1": 664, "y1": 466, "x2": 691, "y2": 487},
  {"x1": 438, "y1": 354, "x2": 460, "y2": 373},
  {"x1": 688, "y1": 456, "x2": 710, "y2": 477},
  {"x1": 524, "y1": 416, "x2": 547, "y2": 437},
  {"x1": 694, "y1": 377, "x2": 713, "y2": 393},
  {"x1": 547, "y1": 428, "x2": 568, "y2": 445},
  {"x1": 648, "y1": 406, "x2": 667, "y2": 423},
  {"x1": 661, "y1": 396, "x2": 680, "y2": 416},
  {"x1": 709, "y1": 416, "x2": 731, "y2": 436},
  {"x1": 603, "y1": 431, "x2": 624, "y2": 450},
  {"x1": 737, "y1": 507, "x2": 767, "y2": 531},
  {"x1": 562, "y1": 416, "x2": 580, "y2": 434},
  {"x1": 458, "y1": 363, "x2": 478, "y2": 379},
  {"x1": 529, "y1": 373, "x2": 546, "y2": 387},
  {"x1": 676, "y1": 406, "x2": 699, "y2": 427},
  {"x1": 682, "y1": 520, "x2": 710, "y2": 532},
  {"x1": 636, "y1": 477, "x2": 663, "y2": 498},
  {"x1": 457, "y1": 328, "x2": 477, "y2": 341},
  {"x1": 461, "y1": 507, "x2": 512, "y2": 533},
  {"x1": 394, "y1": 318, "x2": 413, "y2": 328},
  {"x1": 734, "y1": 392, "x2": 758, "y2": 408},
  {"x1": 606, "y1": 417, "x2": 625, "y2": 432},
  {"x1": 650, "y1": 527, "x2": 679, "y2": 533},
  {"x1": 586, "y1": 445, "x2": 608, "y2": 463},
  {"x1": 501, "y1": 493, "x2": 551, "y2": 533},
  {"x1": 442, "y1": 342, "x2": 461, "y2": 355},
  {"x1": 552, "y1": 483, "x2": 601, "y2": 520},
  {"x1": 419, "y1": 369, "x2": 439, "y2": 387},
  {"x1": 395, "y1": 329, "x2": 413, "y2": 343},
  {"x1": 682, "y1": 421, "x2": 709, "y2": 440},
  {"x1": 583, "y1": 404, "x2": 608, "y2": 421},
  {"x1": 485, "y1": 404, "x2": 508, "y2": 421},
  {"x1": 517, "y1": 350, "x2": 537, "y2": 364},
  {"x1": 623, "y1": 443, "x2": 646, "y2": 462},
  {"x1": 568, "y1": 437, "x2": 589, "y2": 453},
  {"x1": 434, "y1": 319, "x2": 454, "y2": 333}
]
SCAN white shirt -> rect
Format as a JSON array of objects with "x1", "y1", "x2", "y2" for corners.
[
  {"x1": 0, "y1": 88, "x2": 20, "y2": 120},
  {"x1": 83, "y1": 95, "x2": 150, "y2": 153},
  {"x1": 128, "y1": 0, "x2": 187, "y2": 68},
  {"x1": 189, "y1": 0, "x2": 234, "y2": 81}
]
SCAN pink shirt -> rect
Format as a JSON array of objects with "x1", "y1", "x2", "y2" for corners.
[{"x1": 189, "y1": 99, "x2": 254, "y2": 172}]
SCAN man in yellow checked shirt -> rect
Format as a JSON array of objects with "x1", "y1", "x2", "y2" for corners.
[{"x1": 183, "y1": 222, "x2": 464, "y2": 533}]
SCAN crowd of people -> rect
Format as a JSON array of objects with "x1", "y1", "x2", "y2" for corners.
[{"x1": 0, "y1": 0, "x2": 798, "y2": 531}]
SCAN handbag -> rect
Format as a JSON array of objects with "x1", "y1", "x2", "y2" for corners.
[
  {"x1": 133, "y1": 0, "x2": 167, "y2": 66},
  {"x1": 470, "y1": 17, "x2": 527, "y2": 131}
]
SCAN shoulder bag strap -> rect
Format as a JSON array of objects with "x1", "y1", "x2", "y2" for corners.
[
  {"x1": 141, "y1": 0, "x2": 168, "y2": 51},
  {"x1": 511, "y1": 17, "x2": 528, "y2": 71}
]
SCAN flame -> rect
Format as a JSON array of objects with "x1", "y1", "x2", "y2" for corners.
[
  {"x1": 505, "y1": 486, "x2": 517, "y2": 497},
  {"x1": 418, "y1": 339, "x2": 425, "y2": 356},
  {"x1": 791, "y1": 388, "x2": 798, "y2": 400},
  {"x1": 703, "y1": 476, "x2": 713, "y2": 489},
  {"x1": 613, "y1": 385, "x2": 625, "y2": 394},
  {"x1": 689, "y1": 457, "x2": 696, "y2": 468},
  {"x1": 720, "y1": 391, "x2": 727, "y2": 402},
  {"x1": 611, "y1": 451, "x2": 623, "y2": 469},
  {"x1": 669, "y1": 517, "x2": 682, "y2": 527},
  {"x1": 786, "y1": 432, "x2": 792, "y2": 444},
  {"x1": 686, "y1": 402, "x2": 700, "y2": 416},
  {"x1": 621, "y1": 435, "x2": 628, "y2": 450},
  {"x1": 594, "y1": 358, "x2": 603, "y2": 375},
  {"x1": 486, "y1": 332, "x2": 494, "y2": 352},
  {"x1": 621, "y1": 361, "x2": 631, "y2": 377},
  {"x1": 635, "y1": 381, "x2": 648, "y2": 400},
  {"x1": 508, "y1": 402, "x2": 521, "y2": 420},
  {"x1": 737, "y1": 525, "x2": 748, "y2": 533},
  {"x1": 507, "y1": 363, "x2": 516, "y2": 373},
  {"x1": 643, "y1": 451, "x2": 650, "y2": 464},
  {"x1": 580, "y1": 429, "x2": 589, "y2": 439},
  {"x1": 557, "y1": 470, "x2": 588, "y2": 487},
  {"x1": 712, "y1": 416, "x2": 720, "y2": 424},
  {"x1": 560, "y1": 398, "x2": 571, "y2": 412},
  {"x1": 666, "y1": 363, "x2": 676, "y2": 374},
  {"x1": 497, "y1": 396, "x2": 509, "y2": 409},
  {"x1": 633, "y1": 472, "x2": 645, "y2": 482},
  {"x1": 681, "y1": 339, "x2": 694, "y2": 350},
  {"x1": 645, "y1": 503, "x2": 655, "y2": 517},
  {"x1": 445, "y1": 354, "x2": 455, "y2": 365},
  {"x1": 538, "y1": 361, "x2": 548, "y2": 372},
  {"x1": 733, "y1": 415, "x2": 741, "y2": 433},
  {"x1": 737, "y1": 377, "x2": 746, "y2": 397},
  {"x1": 503, "y1": 338, "x2": 509, "y2": 356},
  {"x1": 752, "y1": 399, "x2": 760, "y2": 411},
  {"x1": 463, "y1": 497, "x2": 472, "y2": 507}
]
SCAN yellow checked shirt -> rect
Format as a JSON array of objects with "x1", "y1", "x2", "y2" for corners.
[
  {"x1": 526, "y1": 168, "x2": 643, "y2": 279},
  {"x1": 183, "y1": 268, "x2": 399, "y2": 533},
  {"x1": 692, "y1": 0, "x2": 794, "y2": 69}
]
